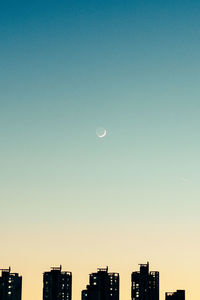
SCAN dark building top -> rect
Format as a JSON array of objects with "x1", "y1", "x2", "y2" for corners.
[
  {"x1": 0, "y1": 268, "x2": 22, "y2": 300},
  {"x1": 82, "y1": 267, "x2": 119, "y2": 300},
  {"x1": 166, "y1": 290, "x2": 185, "y2": 300},
  {"x1": 43, "y1": 265, "x2": 72, "y2": 300},
  {"x1": 131, "y1": 262, "x2": 159, "y2": 300}
]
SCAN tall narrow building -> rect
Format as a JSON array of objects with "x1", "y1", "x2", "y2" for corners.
[
  {"x1": 131, "y1": 262, "x2": 159, "y2": 300},
  {"x1": 0, "y1": 267, "x2": 22, "y2": 300},
  {"x1": 165, "y1": 290, "x2": 185, "y2": 300},
  {"x1": 43, "y1": 266, "x2": 72, "y2": 300},
  {"x1": 82, "y1": 267, "x2": 119, "y2": 300}
]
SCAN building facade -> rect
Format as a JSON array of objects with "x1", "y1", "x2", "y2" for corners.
[
  {"x1": 82, "y1": 267, "x2": 119, "y2": 300},
  {"x1": 0, "y1": 268, "x2": 22, "y2": 300},
  {"x1": 43, "y1": 266, "x2": 72, "y2": 300},
  {"x1": 131, "y1": 262, "x2": 159, "y2": 300},
  {"x1": 165, "y1": 290, "x2": 185, "y2": 300}
]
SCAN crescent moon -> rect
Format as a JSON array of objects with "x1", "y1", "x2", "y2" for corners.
[{"x1": 98, "y1": 129, "x2": 107, "y2": 138}]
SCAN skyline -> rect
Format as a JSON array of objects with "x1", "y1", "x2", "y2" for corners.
[
  {"x1": 1, "y1": 0, "x2": 200, "y2": 299},
  {"x1": 0, "y1": 263, "x2": 185, "y2": 300}
]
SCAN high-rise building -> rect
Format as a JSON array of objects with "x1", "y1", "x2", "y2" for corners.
[
  {"x1": 131, "y1": 262, "x2": 159, "y2": 300},
  {"x1": 165, "y1": 290, "x2": 185, "y2": 300},
  {"x1": 82, "y1": 267, "x2": 119, "y2": 300},
  {"x1": 0, "y1": 267, "x2": 22, "y2": 300},
  {"x1": 43, "y1": 265, "x2": 72, "y2": 300}
]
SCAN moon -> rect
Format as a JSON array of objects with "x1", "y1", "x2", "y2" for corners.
[
  {"x1": 96, "y1": 127, "x2": 107, "y2": 138},
  {"x1": 98, "y1": 129, "x2": 107, "y2": 138}
]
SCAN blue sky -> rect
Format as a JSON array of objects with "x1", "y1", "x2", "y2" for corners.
[{"x1": 0, "y1": 1, "x2": 200, "y2": 299}]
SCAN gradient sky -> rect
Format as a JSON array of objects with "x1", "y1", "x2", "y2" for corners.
[{"x1": 1, "y1": 0, "x2": 200, "y2": 299}]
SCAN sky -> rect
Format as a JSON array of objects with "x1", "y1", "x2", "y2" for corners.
[{"x1": 0, "y1": 0, "x2": 200, "y2": 299}]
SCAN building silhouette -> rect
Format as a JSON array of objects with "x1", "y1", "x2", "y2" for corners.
[
  {"x1": 43, "y1": 266, "x2": 72, "y2": 300},
  {"x1": 131, "y1": 262, "x2": 159, "y2": 300},
  {"x1": 82, "y1": 267, "x2": 119, "y2": 300},
  {"x1": 0, "y1": 267, "x2": 22, "y2": 300},
  {"x1": 165, "y1": 290, "x2": 185, "y2": 300}
]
